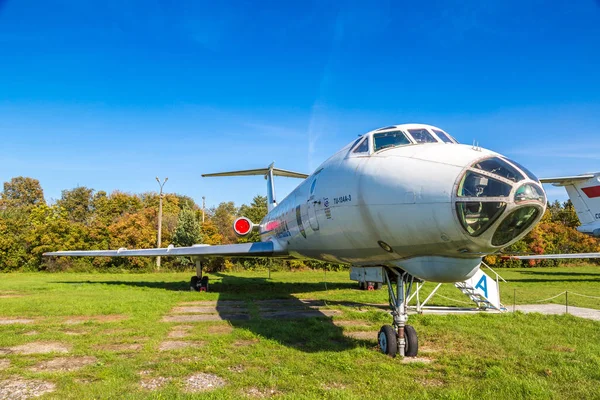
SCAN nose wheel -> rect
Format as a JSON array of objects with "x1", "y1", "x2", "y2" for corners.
[{"x1": 378, "y1": 269, "x2": 419, "y2": 357}]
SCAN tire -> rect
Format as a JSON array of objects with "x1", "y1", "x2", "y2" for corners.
[
  {"x1": 378, "y1": 325, "x2": 397, "y2": 357},
  {"x1": 404, "y1": 325, "x2": 418, "y2": 357},
  {"x1": 373, "y1": 282, "x2": 382, "y2": 290},
  {"x1": 190, "y1": 276, "x2": 200, "y2": 292},
  {"x1": 358, "y1": 281, "x2": 366, "y2": 290}
]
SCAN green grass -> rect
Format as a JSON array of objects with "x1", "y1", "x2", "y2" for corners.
[{"x1": 0, "y1": 266, "x2": 599, "y2": 399}]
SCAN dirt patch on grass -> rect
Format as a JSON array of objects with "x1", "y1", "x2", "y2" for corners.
[
  {"x1": 141, "y1": 377, "x2": 172, "y2": 391},
  {"x1": 343, "y1": 331, "x2": 377, "y2": 341},
  {"x1": 260, "y1": 310, "x2": 340, "y2": 319},
  {"x1": 167, "y1": 325, "x2": 194, "y2": 338},
  {"x1": 22, "y1": 331, "x2": 39, "y2": 336},
  {"x1": 0, "y1": 318, "x2": 35, "y2": 325},
  {"x1": 206, "y1": 324, "x2": 234, "y2": 335},
  {"x1": 402, "y1": 356, "x2": 433, "y2": 364},
  {"x1": 244, "y1": 387, "x2": 282, "y2": 398},
  {"x1": 333, "y1": 320, "x2": 371, "y2": 328},
  {"x1": 63, "y1": 314, "x2": 127, "y2": 325},
  {"x1": 0, "y1": 342, "x2": 70, "y2": 355},
  {"x1": 94, "y1": 343, "x2": 142, "y2": 352},
  {"x1": 234, "y1": 339, "x2": 259, "y2": 347},
  {"x1": 228, "y1": 364, "x2": 245, "y2": 373},
  {"x1": 0, "y1": 294, "x2": 25, "y2": 299},
  {"x1": 163, "y1": 314, "x2": 250, "y2": 322},
  {"x1": 159, "y1": 341, "x2": 205, "y2": 351},
  {"x1": 0, "y1": 377, "x2": 55, "y2": 399},
  {"x1": 184, "y1": 373, "x2": 226, "y2": 393},
  {"x1": 417, "y1": 377, "x2": 444, "y2": 387},
  {"x1": 322, "y1": 382, "x2": 347, "y2": 390},
  {"x1": 62, "y1": 329, "x2": 89, "y2": 336},
  {"x1": 30, "y1": 356, "x2": 97, "y2": 372},
  {"x1": 0, "y1": 359, "x2": 10, "y2": 370}
]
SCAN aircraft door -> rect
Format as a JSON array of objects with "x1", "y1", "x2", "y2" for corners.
[{"x1": 307, "y1": 173, "x2": 321, "y2": 231}]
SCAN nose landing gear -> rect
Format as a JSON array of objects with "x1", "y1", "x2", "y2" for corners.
[{"x1": 378, "y1": 268, "x2": 418, "y2": 357}]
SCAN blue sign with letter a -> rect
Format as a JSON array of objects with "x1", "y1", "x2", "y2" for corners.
[{"x1": 475, "y1": 275, "x2": 488, "y2": 298}]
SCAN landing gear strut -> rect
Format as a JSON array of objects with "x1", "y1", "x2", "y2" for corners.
[
  {"x1": 378, "y1": 268, "x2": 418, "y2": 357},
  {"x1": 190, "y1": 259, "x2": 209, "y2": 292}
]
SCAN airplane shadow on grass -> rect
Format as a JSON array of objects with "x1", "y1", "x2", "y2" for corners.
[{"x1": 55, "y1": 273, "x2": 379, "y2": 353}]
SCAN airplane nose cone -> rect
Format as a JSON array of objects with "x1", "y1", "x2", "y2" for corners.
[{"x1": 454, "y1": 155, "x2": 546, "y2": 249}]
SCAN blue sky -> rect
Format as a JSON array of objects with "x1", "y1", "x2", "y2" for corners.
[{"x1": 1, "y1": 0, "x2": 599, "y2": 207}]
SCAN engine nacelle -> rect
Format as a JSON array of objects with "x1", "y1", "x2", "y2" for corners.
[{"x1": 233, "y1": 217, "x2": 254, "y2": 237}]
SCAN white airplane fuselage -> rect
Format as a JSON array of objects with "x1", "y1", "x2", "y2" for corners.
[{"x1": 256, "y1": 124, "x2": 547, "y2": 282}]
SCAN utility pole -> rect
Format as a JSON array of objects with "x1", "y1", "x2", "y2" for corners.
[
  {"x1": 202, "y1": 196, "x2": 206, "y2": 224},
  {"x1": 156, "y1": 177, "x2": 168, "y2": 269}
]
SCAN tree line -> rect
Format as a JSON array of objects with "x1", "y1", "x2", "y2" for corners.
[{"x1": 0, "y1": 176, "x2": 598, "y2": 272}]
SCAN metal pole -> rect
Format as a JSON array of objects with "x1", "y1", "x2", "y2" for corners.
[
  {"x1": 565, "y1": 291, "x2": 568, "y2": 314},
  {"x1": 156, "y1": 177, "x2": 168, "y2": 269},
  {"x1": 202, "y1": 196, "x2": 206, "y2": 224}
]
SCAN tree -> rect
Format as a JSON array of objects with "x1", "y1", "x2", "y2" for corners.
[
  {"x1": 239, "y1": 195, "x2": 268, "y2": 242},
  {"x1": 210, "y1": 202, "x2": 238, "y2": 244},
  {"x1": 57, "y1": 186, "x2": 94, "y2": 224},
  {"x1": 172, "y1": 206, "x2": 202, "y2": 247},
  {"x1": 1, "y1": 177, "x2": 45, "y2": 208}
]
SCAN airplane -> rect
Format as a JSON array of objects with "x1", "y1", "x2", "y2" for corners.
[{"x1": 44, "y1": 123, "x2": 597, "y2": 358}]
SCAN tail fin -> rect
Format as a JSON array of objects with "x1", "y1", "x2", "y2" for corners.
[
  {"x1": 202, "y1": 163, "x2": 308, "y2": 212},
  {"x1": 540, "y1": 173, "x2": 600, "y2": 236}
]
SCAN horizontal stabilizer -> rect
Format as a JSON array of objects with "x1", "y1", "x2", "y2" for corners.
[
  {"x1": 539, "y1": 174, "x2": 595, "y2": 186},
  {"x1": 44, "y1": 242, "x2": 288, "y2": 258},
  {"x1": 202, "y1": 167, "x2": 308, "y2": 179}
]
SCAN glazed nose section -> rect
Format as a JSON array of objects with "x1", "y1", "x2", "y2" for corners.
[{"x1": 455, "y1": 156, "x2": 546, "y2": 246}]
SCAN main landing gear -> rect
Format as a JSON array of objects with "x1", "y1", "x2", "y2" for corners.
[
  {"x1": 378, "y1": 268, "x2": 419, "y2": 357},
  {"x1": 190, "y1": 259, "x2": 209, "y2": 292}
]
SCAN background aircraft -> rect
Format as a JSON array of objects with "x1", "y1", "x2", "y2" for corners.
[{"x1": 45, "y1": 123, "x2": 565, "y2": 357}]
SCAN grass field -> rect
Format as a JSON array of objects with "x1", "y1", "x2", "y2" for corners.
[{"x1": 0, "y1": 266, "x2": 599, "y2": 399}]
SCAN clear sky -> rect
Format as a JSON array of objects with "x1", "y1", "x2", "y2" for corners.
[{"x1": 1, "y1": 0, "x2": 599, "y2": 208}]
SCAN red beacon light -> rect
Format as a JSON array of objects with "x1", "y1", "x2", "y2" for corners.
[{"x1": 233, "y1": 217, "x2": 254, "y2": 236}]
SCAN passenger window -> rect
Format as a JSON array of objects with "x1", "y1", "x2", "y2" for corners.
[
  {"x1": 408, "y1": 129, "x2": 437, "y2": 143},
  {"x1": 353, "y1": 138, "x2": 369, "y2": 153}
]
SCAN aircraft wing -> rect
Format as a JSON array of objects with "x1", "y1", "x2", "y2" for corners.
[
  {"x1": 43, "y1": 241, "x2": 287, "y2": 258},
  {"x1": 502, "y1": 252, "x2": 600, "y2": 260}
]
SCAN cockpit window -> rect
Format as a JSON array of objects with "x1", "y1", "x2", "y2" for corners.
[
  {"x1": 492, "y1": 206, "x2": 540, "y2": 246},
  {"x1": 505, "y1": 158, "x2": 539, "y2": 182},
  {"x1": 408, "y1": 129, "x2": 437, "y2": 144},
  {"x1": 353, "y1": 138, "x2": 369, "y2": 153},
  {"x1": 515, "y1": 183, "x2": 545, "y2": 203},
  {"x1": 456, "y1": 201, "x2": 507, "y2": 237},
  {"x1": 471, "y1": 157, "x2": 525, "y2": 182},
  {"x1": 458, "y1": 171, "x2": 512, "y2": 197},
  {"x1": 432, "y1": 129, "x2": 456, "y2": 144},
  {"x1": 373, "y1": 130, "x2": 411, "y2": 152}
]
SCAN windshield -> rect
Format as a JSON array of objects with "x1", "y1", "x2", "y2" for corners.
[
  {"x1": 492, "y1": 206, "x2": 540, "y2": 246},
  {"x1": 471, "y1": 157, "x2": 524, "y2": 182},
  {"x1": 408, "y1": 129, "x2": 437, "y2": 144},
  {"x1": 456, "y1": 202, "x2": 507, "y2": 236},
  {"x1": 373, "y1": 131, "x2": 411, "y2": 152},
  {"x1": 458, "y1": 171, "x2": 512, "y2": 197}
]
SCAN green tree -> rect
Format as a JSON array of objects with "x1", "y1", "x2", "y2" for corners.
[
  {"x1": 1, "y1": 177, "x2": 45, "y2": 208},
  {"x1": 172, "y1": 206, "x2": 202, "y2": 247},
  {"x1": 239, "y1": 195, "x2": 268, "y2": 242},
  {"x1": 210, "y1": 202, "x2": 238, "y2": 244},
  {"x1": 57, "y1": 186, "x2": 94, "y2": 223}
]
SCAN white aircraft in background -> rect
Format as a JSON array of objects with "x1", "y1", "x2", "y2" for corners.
[{"x1": 45, "y1": 123, "x2": 599, "y2": 357}]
